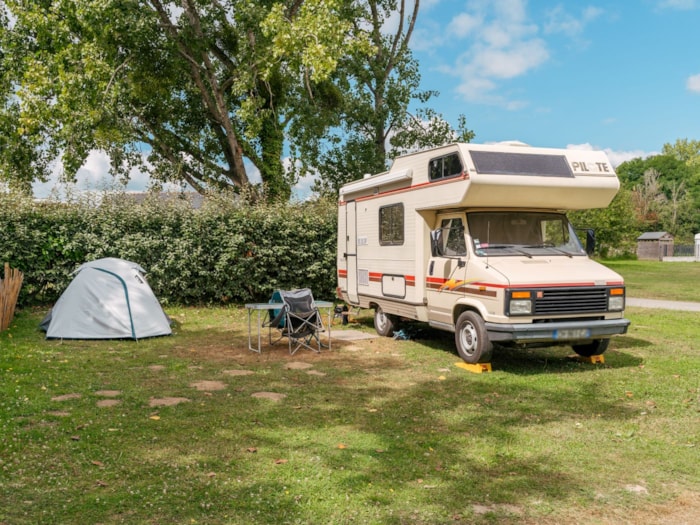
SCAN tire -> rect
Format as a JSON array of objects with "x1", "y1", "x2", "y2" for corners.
[
  {"x1": 455, "y1": 311, "x2": 493, "y2": 364},
  {"x1": 572, "y1": 338, "x2": 610, "y2": 357},
  {"x1": 374, "y1": 306, "x2": 397, "y2": 337}
]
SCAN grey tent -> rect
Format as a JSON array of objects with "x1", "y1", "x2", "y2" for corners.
[{"x1": 40, "y1": 258, "x2": 171, "y2": 340}]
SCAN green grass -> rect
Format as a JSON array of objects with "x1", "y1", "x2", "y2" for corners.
[
  {"x1": 1, "y1": 264, "x2": 699, "y2": 524},
  {"x1": 601, "y1": 259, "x2": 700, "y2": 301}
]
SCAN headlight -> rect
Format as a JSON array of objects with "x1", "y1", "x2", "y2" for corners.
[
  {"x1": 608, "y1": 296, "x2": 624, "y2": 311},
  {"x1": 510, "y1": 299, "x2": 532, "y2": 315},
  {"x1": 608, "y1": 288, "x2": 625, "y2": 311}
]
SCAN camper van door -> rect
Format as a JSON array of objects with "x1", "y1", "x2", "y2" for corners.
[
  {"x1": 426, "y1": 216, "x2": 468, "y2": 326},
  {"x1": 345, "y1": 201, "x2": 360, "y2": 304}
]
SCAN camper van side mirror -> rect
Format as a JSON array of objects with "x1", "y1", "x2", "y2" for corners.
[
  {"x1": 430, "y1": 229, "x2": 444, "y2": 257},
  {"x1": 585, "y1": 229, "x2": 596, "y2": 255}
]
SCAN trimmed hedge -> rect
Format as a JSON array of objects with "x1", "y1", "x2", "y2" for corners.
[{"x1": 0, "y1": 192, "x2": 338, "y2": 307}]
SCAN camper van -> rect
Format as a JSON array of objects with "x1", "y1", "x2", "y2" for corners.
[{"x1": 336, "y1": 142, "x2": 630, "y2": 364}]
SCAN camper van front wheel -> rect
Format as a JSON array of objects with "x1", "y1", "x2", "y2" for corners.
[
  {"x1": 374, "y1": 307, "x2": 397, "y2": 337},
  {"x1": 455, "y1": 311, "x2": 493, "y2": 364},
  {"x1": 572, "y1": 338, "x2": 609, "y2": 357}
]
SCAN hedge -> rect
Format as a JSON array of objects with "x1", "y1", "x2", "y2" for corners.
[{"x1": 0, "y1": 192, "x2": 338, "y2": 307}]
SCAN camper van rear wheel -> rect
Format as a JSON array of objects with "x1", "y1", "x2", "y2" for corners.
[
  {"x1": 374, "y1": 306, "x2": 397, "y2": 337},
  {"x1": 572, "y1": 338, "x2": 609, "y2": 357},
  {"x1": 455, "y1": 311, "x2": 493, "y2": 364}
]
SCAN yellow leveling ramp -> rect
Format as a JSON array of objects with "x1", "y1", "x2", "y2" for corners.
[
  {"x1": 567, "y1": 354, "x2": 605, "y2": 364},
  {"x1": 455, "y1": 362, "x2": 492, "y2": 374}
]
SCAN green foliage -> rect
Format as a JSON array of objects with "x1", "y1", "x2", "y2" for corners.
[
  {"x1": 303, "y1": 1, "x2": 474, "y2": 197},
  {"x1": 0, "y1": 192, "x2": 338, "y2": 306},
  {"x1": 569, "y1": 188, "x2": 639, "y2": 257},
  {"x1": 0, "y1": 1, "x2": 364, "y2": 200},
  {"x1": 616, "y1": 146, "x2": 700, "y2": 239}
]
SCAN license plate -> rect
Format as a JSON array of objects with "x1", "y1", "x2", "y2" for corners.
[{"x1": 554, "y1": 328, "x2": 590, "y2": 340}]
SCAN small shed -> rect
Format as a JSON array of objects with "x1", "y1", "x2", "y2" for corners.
[{"x1": 636, "y1": 232, "x2": 674, "y2": 260}]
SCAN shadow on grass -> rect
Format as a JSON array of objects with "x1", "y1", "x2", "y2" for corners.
[
  {"x1": 390, "y1": 322, "x2": 646, "y2": 374},
  {"x1": 2, "y1": 308, "x2": 656, "y2": 524},
  {"x1": 195, "y1": 359, "x2": 640, "y2": 524}
]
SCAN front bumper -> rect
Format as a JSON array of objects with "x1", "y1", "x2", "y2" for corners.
[{"x1": 485, "y1": 318, "x2": 631, "y2": 343}]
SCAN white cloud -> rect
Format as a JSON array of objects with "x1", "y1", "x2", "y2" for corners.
[
  {"x1": 439, "y1": 0, "x2": 549, "y2": 107},
  {"x1": 686, "y1": 73, "x2": 700, "y2": 93},
  {"x1": 446, "y1": 12, "x2": 482, "y2": 38},
  {"x1": 33, "y1": 150, "x2": 184, "y2": 200},
  {"x1": 430, "y1": 2, "x2": 606, "y2": 108},
  {"x1": 544, "y1": 5, "x2": 604, "y2": 38},
  {"x1": 657, "y1": 0, "x2": 698, "y2": 10},
  {"x1": 567, "y1": 143, "x2": 656, "y2": 167}
]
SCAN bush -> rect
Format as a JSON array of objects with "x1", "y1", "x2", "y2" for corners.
[{"x1": 0, "y1": 192, "x2": 338, "y2": 306}]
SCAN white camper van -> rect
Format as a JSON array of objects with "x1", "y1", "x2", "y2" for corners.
[{"x1": 336, "y1": 142, "x2": 630, "y2": 364}]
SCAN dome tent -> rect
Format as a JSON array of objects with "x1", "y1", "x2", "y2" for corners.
[{"x1": 40, "y1": 258, "x2": 171, "y2": 340}]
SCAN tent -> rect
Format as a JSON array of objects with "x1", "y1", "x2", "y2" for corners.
[{"x1": 40, "y1": 258, "x2": 172, "y2": 340}]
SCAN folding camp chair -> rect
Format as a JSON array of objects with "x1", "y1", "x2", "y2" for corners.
[{"x1": 265, "y1": 288, "x2": 326, "y2": 354}]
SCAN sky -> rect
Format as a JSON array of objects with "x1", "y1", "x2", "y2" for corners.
[
  {"x1": 412, "y1": 0, "x2": 700, "y2": 165},
  {"x1": 32, "y1": 0, "x2": 700, "y2": 199}
]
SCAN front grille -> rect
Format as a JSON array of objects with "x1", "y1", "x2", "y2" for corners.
[{"x1": 534, "y1": 287, "x2": 608, "y2": 315}]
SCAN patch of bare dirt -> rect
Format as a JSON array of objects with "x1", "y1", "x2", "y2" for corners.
[
  {"x1": 527, "y1": 491, "x2": 700, "y2": 525},
  {"x1": 149, "y1": 397, "x2": 190, "y2": 407},
  {"x1": 46, "y1": 411, "x2": 71, "y2": 417},
  {"x1": 251, "y1": 392, "x2": 286, "y2": 401},
  {"x1": 222, "y1": 369, "x2": 254, "y2": 376},
  {"x1": 96, "y1": 399, "x2": 121, "y2": 408},
  {"x1": 190, "y1": 380, "x2": 226, "y2": 391},
  {"x1": 95, "y1": 390, "x2": 121, "y2": 397},
  {"x1": 51, "y1": 393, "x2": 82, "y2": 402},
  {"x1": 285, "y1": 362, "x2": 313, "y2": 370}
]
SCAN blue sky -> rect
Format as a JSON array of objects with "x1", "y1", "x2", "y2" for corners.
[
  {"x1": 32, "y1": 0, "x2": 700, "y2": 198},
  {"x1": 412, "y1": 0, "x2": 700, "y2": 165}
]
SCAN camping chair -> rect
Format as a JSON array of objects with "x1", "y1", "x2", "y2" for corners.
[{"x1": 265, "y1": 288, "x2": 326, "y2": 354}]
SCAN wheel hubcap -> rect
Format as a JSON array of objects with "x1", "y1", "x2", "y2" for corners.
[{"x1": 460, "y1": 323, "x2": 477, "y2": 354}]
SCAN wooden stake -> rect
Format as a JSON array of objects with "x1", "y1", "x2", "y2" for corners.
[{"x1": 1, "y1": 262, "x2": 24, "y2": 332}]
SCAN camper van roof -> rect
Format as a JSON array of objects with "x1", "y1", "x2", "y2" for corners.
[{"x1": 339, "y1": 142, "x2": 620, "y2": 210}]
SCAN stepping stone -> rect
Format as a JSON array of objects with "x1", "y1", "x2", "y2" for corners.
[
  {"x1": 223, "y1": 370, "x2": 255, "y2": 376},
  {"x1": 285, "y1": 362, "x2": 313, "y2": 370},
  {"x1": 251, "y1": 392, "x2": 286, "y2": 401},
  {"x1": 190, "y1": 380, "x2": 226, "y2": 391},
  {"x1": 51, "y1": 393, "x2": 82, "y2": 402},
  {"x1": 307, "y1": 370, "x2": 327, "y2": 377},
  {"x1": 96, "y1": 399, "x2": 121, "y2": 408},
  {"x1": 95, "y1": 390, "x2": 121, "y2": 397},
  {"x1": 148, "y1": 365, "x2": 166, "y2": 372},
  {"x1": 149, "y1": 397, "x2": 190, "y2": 407}
]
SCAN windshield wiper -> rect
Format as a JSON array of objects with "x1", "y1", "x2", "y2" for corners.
[
  {"x1": 524, "y1": 244, "x2": 574, "y2": 258},
  {"x1": 486, "y1": 244, "x2": 532, "y2": 258}
]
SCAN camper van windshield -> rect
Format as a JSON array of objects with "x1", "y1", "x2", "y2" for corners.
[{"x1": 467, "y1": 211, "x2": 585, "y2": 257}]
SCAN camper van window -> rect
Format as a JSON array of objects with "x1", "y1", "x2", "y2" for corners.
[
  {"x1": 467, "y1": 211, "x2": 585, "y2": 257},
  {"x1": 441, "y1": 218, "x2": 467, "y2": 256},
  {"x1": 429, "y1": 153, "x2": 463, "y2": 182},
  {"x1": 379, "y1": 203, "x2": 404, "y2": 245}
]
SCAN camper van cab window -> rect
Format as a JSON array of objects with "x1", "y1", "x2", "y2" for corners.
[
  {"x1": 429, "y1": 153, "x2": 463, "y2": 182},
  {"x1": 379, "y1": 204, "x2": 404, "y2": 246},
  {"x1": 467, "y1": 211, "x2": 586, "y2": 257},
  {"x1": 441, "y1": 218, "x2": 467, "y2": 256}
]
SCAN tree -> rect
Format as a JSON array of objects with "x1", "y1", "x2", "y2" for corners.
[
  {"x1": 616, "y1": 151, "x2": 700, "y2": 238},
  {"x1": 569, "y1": 188, "x2": 639, "y2": 257},
  {"x1": 0, "y1": 0, "x2": 363, "y2": 200},
  {"x1": 302, "y1": 0, "x2": 474, "y2": 197},
  {"x1": 630, "y1": 168, "x2": 666, "y2": 228}
]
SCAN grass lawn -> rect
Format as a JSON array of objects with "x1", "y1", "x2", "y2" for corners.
[
  {"x1": 1, "y1": 265, "x2": 699, "y2": 524},
  {"x1": 602, "y1": 259, "x2": 700, "y2": 302}
]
